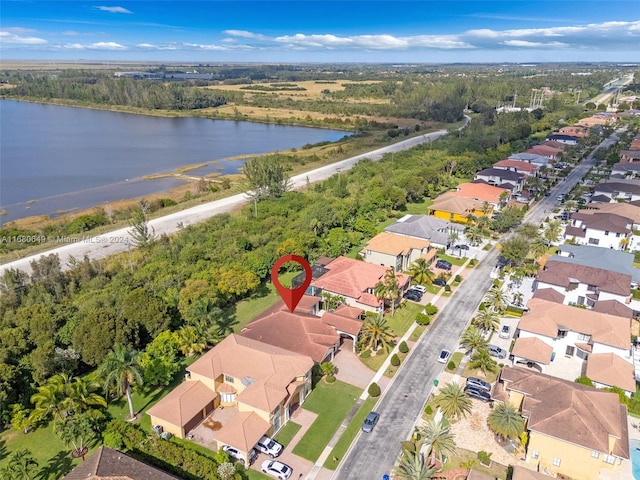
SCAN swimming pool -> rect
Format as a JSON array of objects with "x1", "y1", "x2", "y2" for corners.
[{"x1": 631, "y1": 438, "x2": 640, "y2": 479}]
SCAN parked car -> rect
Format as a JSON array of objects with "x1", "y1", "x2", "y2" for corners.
[
  {"x1": 509, "y1": 302, "x2": 530, "y2": 312},
  {"x1": 261, "y1": 460, "x2": 292, "y2": 480},
  {"x1": 466, "y1": 377, "x2": 492, "y2": 392},
  {"x1": 436, "y1": 259, "x2": 452, "y2": 270},
  {"x1": 404, "y1": 290, "x2": 422, "y2": 302},
  {"x1": 411, "y1": 285, "x2": 427, "y2": 294},
  {"x1": 223, "y1": 445, "x2": 258, "y2": 466},
  {"x1": 437, "y1": 349, "x2": 451, "y2": 364},
  {"x1": 362, "y1": 411, "x2": 380, "y2": 433},
  {"x1": 433, "y1": 277, "x2": 447, "y2": 287},
  {"x1": 455, "y1": 244, "x2": 470, "y2": 250},
  {"x1": 255, "y1": 436, "x2": 283, "y2": 458},
  {"x1": 488, "y1": 344, "x2": 507, "y2": 359},
  {"x1": 464, "y1": 385, "x2": 492, "y2": 402},
  {"x1": 499, "y1": 325, "x2": 511, "y2": 339}
]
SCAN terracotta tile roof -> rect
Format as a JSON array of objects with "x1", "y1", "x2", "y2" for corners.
[
  {"x1": 429, "y1": 193, "x2": 486, "y2": 215},
  {"x1": 500, "y1": 366, "x2": 629, "y2": 459},
  {"x1": 362, "y1": 231, "x2": 431, "y2": 256},
  {"x1": 571, "y1": 212, "x2": 632, "y2": 234},
  {"x1": 452, "y1": 182, "x2": 509, "y2": 204},
  {"x1": 526, "y1": 145, "x2": 561, "y2": 157},
  {"x1": 539, "y1": 140, "x2": 568, "y2": 150},
  {"x1": 511, "y1": 465, "x2": 554, "y2": 480},
  {"x1": 214, "y1": 410, "x2": 271, "y2": 453},
  {"x1": 586, "y1": 353, "x2": 636, "y2": 393},
  {"x1": 577, "y1": 202, "x2": 640, "y2": 223},
  {"x1": 519, "y1": 298, "x2": 630, "y2": 350},
  {"x1": 321, "y1": 310, "x2": 364, "y2": 336},
  {"x1": 537, "y1": 259, "x2": 631, "y2": 297},
  {"x1": 311, "y1": 256, "x2": 409, "y2": 303},
  {"x1": 334, "y1": 304, "x2": 364, "y2": 319},
  {"x1": 241, "y1": 309, "x2": 338, "y2": 363},
  {"x1": 188, "y1": 334, "x2": 314, "y2": 413},
  {"x1": 531, "y1": 288, "x2": 564, "y2": 304},
  {"x1": 592, "y1": 299, "x2": 634, "y2": 319},
  {"x1": 62, "y1": 446, "x2": 179, "y2": 480},
  {"x1": 511, "y1": 337, "x2": 553, "y2": 364},
  {"x1": 493, "y1": 159, "x2": 538, "y2": 174},
  {"x1": 563, "y1": 225, "x2": 586, "y2": 238},
  {"x1": 146, "y1": 380, "x2": 217, "y2": 428}
]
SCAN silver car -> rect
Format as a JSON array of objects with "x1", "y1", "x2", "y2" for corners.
[
  {"x1": 488, "y1": 344, "x2": 507, "y2": 359},
  {"x1": 362, "y1": 411, "x2": 380, "y2": 433}
]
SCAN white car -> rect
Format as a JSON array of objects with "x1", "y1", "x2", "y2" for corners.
[
  {"x1": 437, "y1": 349, "x2": 451, "y2": 364},
  {"x1": 411, "y1": 285, "x2": 427, "y2": 294},
  {"x1": 499, "y1": 325, "x2": 511, "y2": 339},
  {"x1": 255, "y1": 435, "x2": 283, "y2": 458},
  {"x1": 261, "y1": 460, "x2": 293, "y2": 480},
  {"x1": 222, "y1": 445, "x2": 257, "y2": 465}
]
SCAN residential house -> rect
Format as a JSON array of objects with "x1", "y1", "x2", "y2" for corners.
[
  {"x1": 592, "y1": 179, "x2": 640, "y2": 202},
  {"x1": 544, "y1": 134, "x2": 578, "y2": 145},
  {"x1": 493, "y1": 366, "x2": 629, "y2": 480},
  {"x1": 427, "y1": 193, "x2": 489, "y2": 224},
  {"x1": 360, "y1": 231, "x2": 435, "y2": 271},
  {"x1": 473, "y1": 168, "x2": 525, "y2": 192},
  {"x1": 540, "y1": 139, "x2": 570, "y2": 150},
  {"x1": 563, "y1": 212, "x2": 632, "y2": 250},
  {"x1": 620, "y1": 149, "x2": 640, "y2": 162},
  {"x1": 578, "y1": 202, "x2": 640, "y2": 251},
  {"x1": 511, "y1": 466, "x2": 553, "y2": 480},
  {"x1": 558, "y1": 125, "x2": 589, "y2": 138},
  {"x1": 62, "y1": 446, "x2": 180, "y2": 480},
  {"x1": 147, "y1": 334, "x2": 314, "y2": 464},
  {"x1": 525, "y1": 145, "x2": 562, "y2": 162},
  {"x1": 578, "y1": 115, "x2": 616, "y2": 127},
  {"x1": 553, "y1": 244, "x2": 640, "y2": 286},
  {"x1": 534, "y1": 259, "x2": 632, "y2": 307},
  {"x1": 384, "y1": 214, "x2": 465, "y2": 250},
  {"x1": 513, "y1": 298, "x2": 634, "y2": 394},
  {"x1": 508, "y1": 152, "x2": 552, "y2": 167},
  {"x1": 451, "y1": 182, "x2": 510, "y2": 207},
  {"x1": 309, "y1": 256, "x2": 410, "y2": 312},
  {"x1": 611, "y1": 162, "x2": 640, "y2": 178},
  {"x1": 492, "y1": 159, "x2": 538, "y2": 177}
]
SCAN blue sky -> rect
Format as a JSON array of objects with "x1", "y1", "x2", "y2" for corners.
[{"x1": 1, "y1": 1, "x2": 639, "y2": 63}]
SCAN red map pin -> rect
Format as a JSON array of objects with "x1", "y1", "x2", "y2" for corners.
[{"x1": 271, "y1": 254, "x2": 312, "y2": 313}]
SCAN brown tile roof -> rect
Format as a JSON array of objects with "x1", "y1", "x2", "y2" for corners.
[
  {"x1": 511, "y1": 337, "x2": 553, "y2": 364},
  {"x1": 577, "y1": 202, "x2": 640, "y2": 223},
  {"x1": 586, "y1": 353, "x2": 636, "y2": 393},
  {"x1": 452, "y1": 182, "x2": 509, "y2": 203},
  {"x1": 362, "y1": 231, "x2": 431, "y2": 256},
  {"x1": 241, "y1": 309, "x2": 338, "y2": 363},
  {"x1": 531, "y1": 288, "x2": 565, "y2": 304},
  {"x1": 571, "y1": 212, "x2": 632, "y2": 234},
  {"x1": 563, "y1": 225, "x2": 586, "y2": 238},
  {"x1": 539, "y1": 140, "x2": 568, "y2": 150},
  {"x1": 146, "y1": 380, "x2": 217, "y2": 428},
  {"x1": 526, "y1": 145, "x2": 561, "y2": 157},
  {"x1": 214, "y1": 411, "x2": 271, "y2": 453},
  {"x1": 334, "y1": 304, "x2": 364, "y2": 319},
  {"x1": 537, "y1": 260, "x2": 631, "y2": 296},
  {"x1": 62, "y1": 446, "x2": 179, "y2": 480},
  {"x1": 311, "y1": 256, "x2": 409, "y2": 303},
  {"x1": 592, "y1": 299, "x2": 634, "y2": 319},
  {"x1": 511, "y1": 465, "x2": 554, "y2": 480},
  {"x1": 500, "y1": 366, "x2": 629, "y2": 459},
  {"x1": 188, "y1": 334, "x2": 313, "y2": 413},
  {"x1": 429, "y1": 193, "x2": 486, "y2": 215},
  {"x1": 321, "y1": 310, "x2": 363, "y2": 337},
  {"x1": 519, "y1": 299, "x2": 630, "y2": 350},
  {"x1": 493, "y1": 159, "x2": 538, "y2": 174}
]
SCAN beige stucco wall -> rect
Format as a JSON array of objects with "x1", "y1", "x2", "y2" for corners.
[{"x1": 149, "y1": 414, "x2": 185, "y2": 439}]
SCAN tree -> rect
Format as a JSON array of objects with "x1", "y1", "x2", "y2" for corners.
[
  {"x1": 1, "y1": 449, "x2": 39, "y2": 480},
  {"x1": 482, "y1": 286, "x2": 509, "y2": 313},
  {"x1": 472, "y1": 308, "x2": 500, "y2": 333},
  {"x1": 499, "y1": 237, "x2": 530, "y2": 265},
  {"x1": 29, "y1": 373, "x2": 73, "y2": 424},
  {"x1": 243, "y1": 155, "x2": 291, "y2": 212},
  {"x1": 320, "y1": 361, "x2": 336, "y2": 376},
  {"x1": 374, "y1": 267, "x2": 402, "y2": 317},
  {"x1": 97, "y1": 344, "x2": 144, "y2": 420},
  {"x1": 447, "y1": 230, "x2": 460, "y2": 253},
  {"x1": 544, "y1": 219, "x2": 563, "y2": 245},
  {"x1": 392, "y1": 450, "x2": 437, "y2": 480},
  {"x1": 460, "y1": 326, "x2": 488, "y2": 354},
  {"x1": 140, "y1": 330, "x2": 180, "y2": 387},
  {"x1": 359, "y1": 316, "x2": 395, "y2": 353},
  {"x1": 128, "y1": 201, "x2": 156, "y2": 247},
  {"x1": 66, "y1": 377, "x2": 107, "y2": 413},
  {"x1": 468, "y1": 349, "x2": 499, "y2": 377},
  {"x1": 433, "y1": 382, "x2": 473, "y2": 421},
  {"x1": 408, "y1": 258, "x2": 436, "y2": 287},
  {"x1": 528, "y1": 236, "x2": 548, "y2": 260},
  {"x1": 419, "y1": 418, "x2": 457, "y2": 464},
  {"x1": 54, "y1": 413, "x2": 98, "y2": 460},
  {"x1": 488, "y1": 401, "x2": 525, "y2": 440}
]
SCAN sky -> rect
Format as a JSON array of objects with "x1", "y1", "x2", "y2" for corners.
[{"x1": 1, "y1": 1, "x2": 639, "y2": 63}]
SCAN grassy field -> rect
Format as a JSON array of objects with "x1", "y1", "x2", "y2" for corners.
[
  {"x1": 387, "y1": 302, "x2": 423, "y2": 337},
  {"x1": 292, "y1": 380, "x2": 361, "y2": 462},
  {"x1": 274, "y1": 421, "x2": 302, "y2": 449},
  {"x1": 323, "y1": 396, "x2": 376, "y2": 470}
]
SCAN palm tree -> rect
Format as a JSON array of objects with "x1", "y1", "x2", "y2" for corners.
[
  {"x1": 544, "y1": 219, "x2": 563, "y2": 245},
  {"x1": 54, "y1": 414, "x2": 97, "y2": 460},
  {"x1": 488, "y1": 402, "x2": 525, "y2": 440},
  {"x1": 460, "y1": 326, "x2": 488, "y2": 354},
  {"x1": 359, "y1": 315, "x2": 395, "y2": 353},
  {"x1": 419, "y1": 418, "x2": 457, "y2": 464},
  {"x1": 465, "y1": 224, "x2": 483, "y2": 246},
  {"x1": 175, "y1": 322, "x2": 216, "y2": 357},
  {"x1": 483, "y1": 285, "x2": 509, "y2": 313},
  {"x1": 447, "y1": 230, "x2": 460, "y2": 253},
  {"x1": 1, "y1": 449, "x2": 39, "y2": 480},
  {"x1": 433, "y1": 382, "x2": 473, "y2": 421},
  {"x1": 528, "y1": 236, "x2": 548, "y2": 260},
  {"x1": 471, "y1": 309, "x2": 500, "y2": 334},
  {"x1": 97, "y1": 344, "x2": 144, "y2": 420},
  {"x1": 468, "y1": 349, "x2": 499, "y2": 377},
  {"x1": 409, "y1": 258, "x2": 436, "y2": 287},
  {"x1": 521, "y1": 260, "x2": 541, "y2": 277},
  {"x1": 392, "y1": 450, "x2": 437, "y2": 480},
  {"x1": 67, "y1": 377, "x2": 107, "y2": 413},
  {"x1": 512, "y1": 291, "x2": 524, "y2": 306},
  {"x1": 29, "y1": 373, "x2": 73, "y2": 424},
  {"x1": 374, "y1": 267, "x2": 402, "y2": 317}
]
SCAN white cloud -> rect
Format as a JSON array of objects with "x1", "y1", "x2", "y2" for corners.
[
  {"x1": 89, "y1": 42, "x2": 127, "y2": 50},
  {"x1": 273, "y1": 33, "x2": 473, "y2": 50},
  {"x1": 501, "y1": 40, "x2": 568, "y2": 48},
  {"x1": 96, "y1": 6, "x2": 132, "y2": 14},
  {"x1": 0, "y1": 30, "x2": 48, "y2": 44}
]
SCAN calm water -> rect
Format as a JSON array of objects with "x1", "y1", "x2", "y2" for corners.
[
  {"x1": 0, "y1": 100, "x2": 348, "y2": 222},
  {"x1": 632, "y1": 438, "x2": 640, "y2": 479}
]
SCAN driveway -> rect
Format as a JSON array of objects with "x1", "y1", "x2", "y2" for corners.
[{"x1": 332, "y1": 339, "x2": 377, "y2": 390}]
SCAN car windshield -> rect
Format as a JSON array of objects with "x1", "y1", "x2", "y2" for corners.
[
  {"x1": 266, "y1": 440, "x2": 275, "y2": 448},
  {"x1": 281, "y1": 466, "x2": 290, "y2": 473}
]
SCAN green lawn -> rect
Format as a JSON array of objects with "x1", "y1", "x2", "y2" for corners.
[
  {"x1": 436, "y1": 253, "x2": 467, "y2": 266},
  {"x1": 358, "y1": 350, "x2": 389, "y2": 371},
  {"x1": 387, "y1": 302, "x2": 423, "y2": 336},
  {"x1": 323, "y1": 396, "x2": 376, "y2": 470},
  {"x1": 460, "y1": 364, "x2": 499, "y2": 383},
  {"x1": 404, "y1": 198, "x2": 433, "y2": 215},
  {"x1": 409, "y1": 325, "x2": 426, "y2": 342},
  {"x1": 292, "y1": 380, "x2": 361, "y2": 462},
  {"x1": 274, "y1": 421, "x2": 302, "y2": 448},
  {"x1": 446, "y1": 352, "x2": 464, "y2": 372},
  {"x1": 246, "y1": 469, "x2": 273, "y2": 480}
]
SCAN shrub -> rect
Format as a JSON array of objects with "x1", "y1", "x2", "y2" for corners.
[
  {"x1": 398, "y1": 341, "x2": 409, "y2": 354},
  {"x1": 424, "y1": 405, "x2": 433, "y2": 415},
  {"x1": 415, "y1": 313, "x2": 431, "y2": 326},
  {"x1": 390, "y1": 354, "x2": 400, "y2": 367},
  {"x1": 454, "y1": 274, "x2": 462, "y2": 283},
  {"x1": 477, "y1": 451, "x2": 492, "y2": 465},
  {"x1": 574, "y1": 376, "x2": 594, "y2": 387},
  {"x1": 401, "y1": 440, "x2": 416, "y2": 454},
  {"x1": 423, "y1": 303, "x2": 438, "y2": 316},
  {"x1": 325, "y1": 374, "x2": 336, "y2": 383},
  {"x1": 447, "y1": 361, "x2": 456, "y2": 371},
  {"x1": 360, "y1": 349, "x2": 372, "y2": 358},
  {"x1": 444, "y1": 285, "x2": 451, "y2": 292},
  {"x1": 368, "y1": 382, "x2": 381, "y2": 398},
  {"x1": 103, "y1": 431, "x2": 124, "y2": 450}
]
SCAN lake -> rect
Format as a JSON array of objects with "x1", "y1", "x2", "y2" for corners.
[{"x1": 0, "y1": 100, "x2": 348, "y2": 223}]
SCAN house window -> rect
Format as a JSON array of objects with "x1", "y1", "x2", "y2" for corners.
[
  {"x1": 577, "y1": 296, "x2": 585, "y2": 305},
  {"x1": 220, "y1": 392, "x2": 235, "y2": 403},
  {"x1": 616, "y1": 233, "x2": 621, "y2": 237},
  {"x1": 553, "y1": 457, "x2": 561, "y2": 467},
  {"x1": 449, "y1": 213, "x2": 454, "y2": 220},
  {"x1": 603, "y1": 454, "x2": 615, "y2": 464},
  {"x1": 565, "y1": 346, "x2": 575, "y2": 357},
  {"x1": 605, "y1": 231, "x2": 609, "y2": 236},
  {"x1": 578, "y1": 333, "x2": 590, "y2": 342},
  {"x1": 225, "y1": 375, "x2": 234, "y2": 383},
  {"x1": 557, "y1": 329, "x2": 568, "y2": 338},
  {"x1": 531, "y1": 450, "x2": 539, "y2": 459},
  {"x1": 273, "y1": 405, "x2": 281, "y2": 432},
  {"x1": 591, "y1": 451, "x2": 599, "y2": 459},
  {"x1": 588, "y1": 238, "x2": 600, "y2": 245},
  {"x1": 367, "y1": 250, "x2": 371, "y2": 255}
]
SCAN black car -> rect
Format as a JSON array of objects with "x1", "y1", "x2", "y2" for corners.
[
  {"x1": 464, "y1": 385, "x2": 491, "y2": 402},
  {"x1": 455, "y1": 244, "x2": 470, "y2": 250},
  {"x1": 433, "y1": 278, "x2": 447, "y2": 287},
  {"x1": 436, "y1": 259, "x2": 452, "y2": 270},
  {"x1": 404, "y1": 290, "x2": 422, "y2": 302}
]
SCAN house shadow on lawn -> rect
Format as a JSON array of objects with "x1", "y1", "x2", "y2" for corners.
[{"x1": 40, "y1": 450, "x2": 73, "y2": 480}]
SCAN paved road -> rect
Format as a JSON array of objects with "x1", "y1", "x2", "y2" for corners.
[
  {"x1": 335, "y1": 130, "x2": 622, "y2": 479},
  {"x1": 0, "y1": 125, "x2": 459, "y2": 276}
]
